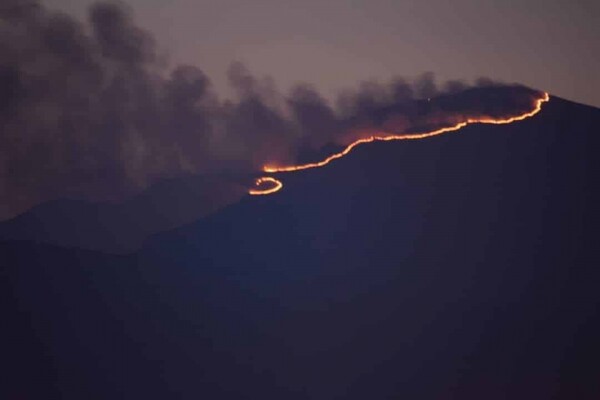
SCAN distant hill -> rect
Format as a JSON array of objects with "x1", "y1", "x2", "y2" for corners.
[
  {"x1": 3, "y1": 95, "x2": 600, "y2": 399},
  {"x1": 0, "y1": 174, "x2": 245, "y2": 253}
]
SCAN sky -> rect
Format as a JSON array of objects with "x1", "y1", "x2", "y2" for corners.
[{"x1": 46, "y1": 0, "x2": 600, "y2": 107}]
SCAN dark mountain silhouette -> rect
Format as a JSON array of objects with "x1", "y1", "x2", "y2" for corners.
[
  {"x1": 3, "y1": 96, "x2": 600, "y2": 399},
  {"x1": 0, "y1": 175, "x2": 245, "y2": 253}
]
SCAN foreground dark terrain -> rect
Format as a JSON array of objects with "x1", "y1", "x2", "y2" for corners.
[{"x1": 3, "y1": 96, "x2": 600, "y2": 399}]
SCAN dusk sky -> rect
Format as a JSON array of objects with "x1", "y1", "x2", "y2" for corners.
[{"x1": 46, "y1": 0, "x2": 600, "y2": 107}]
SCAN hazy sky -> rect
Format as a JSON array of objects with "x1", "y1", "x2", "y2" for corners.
[{"x1": 44, "y1": 0, "x2": 600, "y2": 107}]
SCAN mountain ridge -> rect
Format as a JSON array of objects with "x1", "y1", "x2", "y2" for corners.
[
  {"x1": 1, "y1": 91, "x2": 584, "y2": 254},
  {"x1": 3, "y1": 94, "x2": 600, "y2": 398}
]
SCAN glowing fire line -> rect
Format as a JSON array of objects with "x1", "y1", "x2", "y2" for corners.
[
  {"x1": 249, "y1": 92, "x2": 549, "y2": 195},
  {"x1": 248, "y1": 177, "x2": 283, "y2": 196}
]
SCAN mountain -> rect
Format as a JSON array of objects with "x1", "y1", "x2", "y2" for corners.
[
  {"x1": 0, "y1": 175, "x2": 245, "y2": 253},
  {"x1": 3, "y1": 96, "x2": 600, "y2": 399},
  {"x1": 0, "y1": 85, "x2": 545, "y2": 254}
]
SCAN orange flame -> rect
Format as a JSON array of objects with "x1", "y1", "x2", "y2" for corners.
[
  {"x1": 249, "y1": 92, "x2": 549, "y2": 195},
  {"x1": 249, "y1": 177, "x2": 283, "y2": 196}
]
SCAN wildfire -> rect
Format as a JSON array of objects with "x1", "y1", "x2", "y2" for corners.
[
  {"x1": 249, "y1": 92, "x2": 550, "y2": 195},
  {"x1": 248, "y1": 177, "x2": 283, "y2": 196}
]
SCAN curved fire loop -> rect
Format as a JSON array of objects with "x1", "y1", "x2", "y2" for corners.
[{"x1": 248, "y1": 177, "x2": 283, "y2": 196}]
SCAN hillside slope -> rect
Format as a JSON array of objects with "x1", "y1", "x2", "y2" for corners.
[{"x1": 3, "y1": 96, "x2": 600, "y2": 399}]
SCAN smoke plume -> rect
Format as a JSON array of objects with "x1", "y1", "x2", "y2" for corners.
[{"x1": 0, "y1": 0, "x2": 544, "y2": 220}]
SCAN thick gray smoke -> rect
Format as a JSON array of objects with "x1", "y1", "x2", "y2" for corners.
[
  {"x1": 1, "y1": 0, "x2": 221, "y2": 218},
  {"x1": 0, "y1": 1, "x2": 543, "y2": 220}
]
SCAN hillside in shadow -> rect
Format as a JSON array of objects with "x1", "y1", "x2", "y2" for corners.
[{"x1": 3, "y1": 96, "x2": 600, "y2": 399}]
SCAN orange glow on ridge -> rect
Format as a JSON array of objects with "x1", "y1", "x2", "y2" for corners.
[{"x1": 250, "y1": 92, "x2": 549, "y2": 195}]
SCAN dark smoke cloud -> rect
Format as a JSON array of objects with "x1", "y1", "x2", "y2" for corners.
[{"x1": 0, "y1": 0, "x2": 544, "y2": 220}]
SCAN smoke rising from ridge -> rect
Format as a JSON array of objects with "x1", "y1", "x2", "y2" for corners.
[{"x1": 0, "y1": 0, "x2": 544, "y2": 220}]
